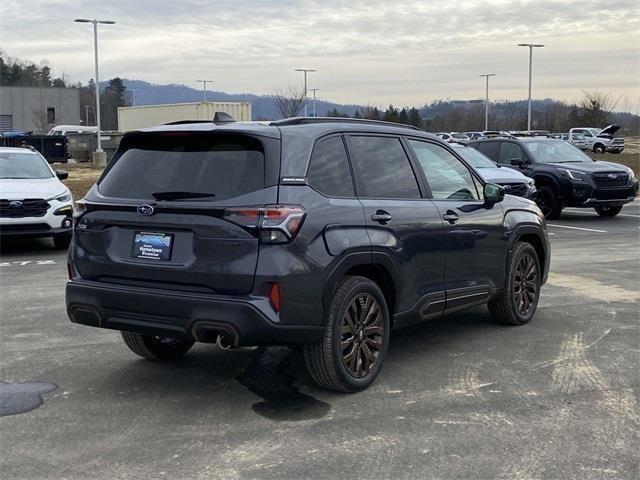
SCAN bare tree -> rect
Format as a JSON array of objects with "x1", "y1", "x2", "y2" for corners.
[
  {"x1": 32, "y1": 108, "x2": 49, "y2": 133},
  {"x1": 578, "y1": 90, "x2": 620, "y2": 127},
  {"x1": 273, "y1": 85, "x2": 306, "y2": 119}
]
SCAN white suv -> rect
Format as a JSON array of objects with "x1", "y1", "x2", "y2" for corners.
[{"x1": 0, "y1": 147, "x2": 74, "y2": 249}]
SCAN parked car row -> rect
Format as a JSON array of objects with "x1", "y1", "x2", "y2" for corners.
[
  {"x1": 435, "y1": 125, "x2": 625, "y2": 154},
  {"x1": 2, "y1": 117, "x2": 636, "y2": 394}
]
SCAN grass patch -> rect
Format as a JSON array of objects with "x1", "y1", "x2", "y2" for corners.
[
  {"x1": 586, "y1": 152, "x2": 640, "y2": 178},
  {"x1": 60, "y1": 163, "x2": 103, "y2": 201}
]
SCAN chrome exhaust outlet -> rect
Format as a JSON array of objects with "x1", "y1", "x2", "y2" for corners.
[{"x1": 216, "y1": 333, "x2": 233, "y2": 351}]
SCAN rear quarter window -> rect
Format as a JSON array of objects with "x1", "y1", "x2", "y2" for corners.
[
  {"x1": 99, "y1": 134, "x2": 265, "y2": 201},
  {"x1": 307, "y1": 136, "x2": 354, "y2": 197}
]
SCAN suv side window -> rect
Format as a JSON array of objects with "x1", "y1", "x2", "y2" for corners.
[
  {"x1": 408, "y1": 140, "x2": 480, "y2": 201},
  {"x1": 348, "y1": 136, "x2": 420, "y2": 199},
  {"x1": 307, "y1": 136, "x2": 354, "y2": 197},
  {"x1": 475, "y1": 141, "x2": 499, "y2": 162},
  {"x1": 498, "y1": 142, "x2": 526, "y2": 165}
]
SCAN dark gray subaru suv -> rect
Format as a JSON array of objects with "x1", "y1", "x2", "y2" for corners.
[{"x1": 66, "y1": 117, "x2": 550, "y2": 392}]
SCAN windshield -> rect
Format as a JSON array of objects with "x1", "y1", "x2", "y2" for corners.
[
  {"x1": 524, "y1": 140, "x2": 593, "y2": 164},
  {"x1": 99, "y1": 133, "x2": 266, "y2": 201},
  {"x1": 455, "y1": 146, "x2": 496, "y2": 168},
  {"x1": 0, "y1": 152, "x2": 53, "y2": 179}
]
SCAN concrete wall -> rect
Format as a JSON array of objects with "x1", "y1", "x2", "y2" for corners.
[
  {"x1": 0, "y1": 86, "x2": 81, "y2": 133},
  {"x1": 118, "y1": 101, "x2": 252, "y2": 132}
]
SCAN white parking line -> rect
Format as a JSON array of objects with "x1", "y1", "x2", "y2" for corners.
[
  {"x1": 547, "y1": 224, "x2": 607, "y2": 233},
  {"x1": 563, "y1": 208, "x2": 640, "y2": 219}
]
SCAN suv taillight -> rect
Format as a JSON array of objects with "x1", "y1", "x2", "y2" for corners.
[{"x1": 224, "y1": 205, "x2": 306, "y2": 244}]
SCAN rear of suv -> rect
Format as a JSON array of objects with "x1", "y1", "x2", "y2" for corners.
[
  {"x1": 469, "y1": 137, "x2": 638, "y2": 219},
  {"x1": 67, "y1": 117, "x2": 550, "y2": 392}
]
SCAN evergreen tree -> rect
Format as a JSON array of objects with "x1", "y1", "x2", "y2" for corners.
[
  {"x1": 383, "y1": 105, "x2": 399, "y2": 123},
  {"x1": 398, "y1": 108, "x2": 409, "y2": 124}
]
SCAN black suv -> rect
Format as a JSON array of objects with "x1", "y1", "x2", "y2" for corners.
[
  {"x1": 66, "y1": 117, "x2": 550, "y2": 392},
  {"x1": 469, "y1": 137, "x2": 638, "y2": 219}
]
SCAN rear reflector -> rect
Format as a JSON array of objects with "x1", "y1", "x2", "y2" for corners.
[{"x1": 269, "y1": 283, "x2": 281, "y2": 313}]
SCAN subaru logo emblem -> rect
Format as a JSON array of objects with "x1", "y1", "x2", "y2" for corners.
[
  {"x1": 137, "y1": 204, "x2": 155, "y2": 216},
  {"x1": 608, "y1": 173, "x2": 617, "y2": 179},
  {"x1": 503, "y1": 185, "x2": 511, "y2": 191},
  {"x1": 9, "y1": 200, "x2": 23, "y2": 209}
]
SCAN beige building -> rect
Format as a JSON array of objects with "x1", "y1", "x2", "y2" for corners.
[
  {"x1": 117, "y1": 101, "x2": 252, "y2": 132},
  {"x1": 0, "y1": 86, "x2": 81, "y2": 133}
]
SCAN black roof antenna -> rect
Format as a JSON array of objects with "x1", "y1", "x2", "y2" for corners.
[{"x1": 213, "y1": 112, "x2": 236, "y2": 124}]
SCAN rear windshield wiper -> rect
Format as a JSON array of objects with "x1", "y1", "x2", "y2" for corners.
[{"x1": 151, "y1": 191, "x2": 216, "y2": 201}]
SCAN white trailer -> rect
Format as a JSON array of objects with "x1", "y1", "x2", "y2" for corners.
[{"x1": 117, "y1": 101, "x2": 252, "y2": 132}]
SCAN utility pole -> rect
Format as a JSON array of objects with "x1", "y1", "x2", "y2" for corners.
[
  {"x1": 309, "y1": 88, "x2": 319, "y2": 117},
  {"x1": 517, "y1": 43, "x2": 545, "y2": 134},
  {"x1": 479, "y1": 74, "x2": 496, "y2": 131},
  {"x1": 295, "y1": 68, "x2": 316, "y2": 116},
  {"x1": 84, "y1": 105, "x2": 91, "y2": 125},
  {"x1": 74, "y1": 18, "x2": 116, "y2": 166},
  {"x1": 196, "y1": 80, "x2": 214, "y2": 102}
]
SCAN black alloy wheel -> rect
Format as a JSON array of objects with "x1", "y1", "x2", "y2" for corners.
[
  {"x1": 535, "y1": 186, "x2": 562, "y2": 219},
  {"x1": 340, "y1": 293, "x2": 384, "y2": 378},
  {"x1": 513, "y1": 253, "x2": 538, "y2": 316}
]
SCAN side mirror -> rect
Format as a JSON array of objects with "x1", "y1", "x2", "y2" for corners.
[
  {"x1": 55, "y1": 170, "x2": 68, "y2": 180},
  {"x1": 510, "y1": 157, "x2": 526, "y2": 166},
  {"x1": 484, "y1": 183, "x2": 505, "y2": 208}
]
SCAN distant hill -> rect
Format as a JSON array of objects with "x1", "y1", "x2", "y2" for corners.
[{"x1": 116, "y1": 79, "x2": 363, "y2": 120}]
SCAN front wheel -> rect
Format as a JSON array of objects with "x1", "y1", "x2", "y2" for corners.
[
  {"x1": 593, "y1": 144, "x2": 606, "y2": 154},
  {"x1": 304, "y1": 276, "x2": 390, "y2": 392},
  {"x1": 535, "y1": 186, "x2": 562, "y2": 219},
  {"x1": 488, "y1": 242, "x2": 541, "y2": 326},
  {"x1": 121, "y1": 331, "x2": 194, "y2": 360},
  {"x1": 594, "y1": 205, "x2": 622, "y2": 217}
]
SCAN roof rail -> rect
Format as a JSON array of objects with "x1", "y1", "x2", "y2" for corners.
[
  {"x1": 270, "y1": 117, "x2": 422, "y2": 131},
  {"x1": 163, "y1": 120, "x2": 212, "y2": 125}
]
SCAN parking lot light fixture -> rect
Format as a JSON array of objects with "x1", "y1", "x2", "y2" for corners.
[
  {"x1": 74, "y1": 18, "x2": 116, "y2": 157},
  {"x1": 479, "y1": 74, "x2": 496, "y2": 131},
  {"x1": 295, "y1": 68, "x2": 316, "y2": 117},
  {"x1": 517, "y1": 43, "x2": 545, "y2": 135},
  {"x1": 309, "y1": 88, "x2": 319, "y2": 117}
]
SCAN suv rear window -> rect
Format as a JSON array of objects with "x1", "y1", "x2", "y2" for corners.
[{"x1": 99, "y1": 134, "x2": 265, "y2": 201}]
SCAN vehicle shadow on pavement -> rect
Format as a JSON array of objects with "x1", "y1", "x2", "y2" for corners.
[
  {"x1": 74, "y1": 308, "x2": 500, "y2": 422},
  {"x1": 0, "y1": 237, "x2": 58, "y2": 255}
]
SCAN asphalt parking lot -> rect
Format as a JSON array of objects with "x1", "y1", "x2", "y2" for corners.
[{"x1": 1, "y1": 202, "x2": 638, "y2": 480}]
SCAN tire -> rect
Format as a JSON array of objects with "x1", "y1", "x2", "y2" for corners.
[
  {"x1": 594, "y1": 205, "x2": 622, "y2": 217},
  {"x1": 593, "y1": 144, "x2": 606, "y2": 154},
  {"x1": 535, "y1": 186, "x2": 562, "y2": 219},
  {"x1": 53, "y1": 234, "x2": 72, "y2": 250},
  {"x1": 488, "y1": 242, "x2": 541, "y2": 326},
  {"x1": 304, "y1": 276, "x2": 390, "y2": 392},
  {"x1": 121, "y1": 331, "x2": 194, "y2": 360}
]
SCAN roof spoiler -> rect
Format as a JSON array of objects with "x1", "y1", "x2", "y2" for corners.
[{"x1": 213, "y1": 112, "x2": 236, "y2": 124}]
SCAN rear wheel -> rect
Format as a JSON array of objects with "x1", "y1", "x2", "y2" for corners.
[
  {"x1": 121, "y1": 331, "x2": 194, "y2": 360},
  {"x1": 535, "y1": 186, "x2": 562, "y2": 219},
  {"x1": 304, "y1": 276, "x2": 390, "y2": 392},
  {"x1": 53, "y1": 234, "x2": 72, "y2": 250},
  {"x1": 594, "y1": 205, "x2": 622, "y2": 217},
  {"x1": 488, "y1": 242, "x2": 541, "y2": 326}
]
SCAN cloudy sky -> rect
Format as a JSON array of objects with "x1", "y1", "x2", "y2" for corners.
[{"x1": 2, "y1": 0, "x2": 639, "y2": 111}]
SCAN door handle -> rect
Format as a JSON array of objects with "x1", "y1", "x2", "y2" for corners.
[
  {"x1": 371, "y1": 210, "x2": 392, "y2": 224},
  {"x1": 442, "y1": 211, "x2": 459, "y2": 224}
]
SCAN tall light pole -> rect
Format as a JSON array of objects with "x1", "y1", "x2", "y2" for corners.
[
  {"x1": 196, "y1": 80, "x2": 214, "y2": 102},
  {"x1": 309, "y1": 88, "x2": 319, "y2": 117},
  {"x1": 517, "y1": 43, "x2": 545, "y2": 134},
  {"x1": 74, "y1": 18, "x2": 115, "y2": 162},
  {"x1": 479, "y1": 74, "x2": 496, "y2": 131},
  {"x1": 295, "y1": 68, "x2": 316, "y2": 116}
]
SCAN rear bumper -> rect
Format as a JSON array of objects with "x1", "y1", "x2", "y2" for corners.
[{"x1": 66, "y1": 280, "x2": 324, "y2": 346}]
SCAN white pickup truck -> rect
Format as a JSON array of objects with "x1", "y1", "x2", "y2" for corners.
[{"x1": 569, "y1": 125, "x2": 624, "y2": 154}]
